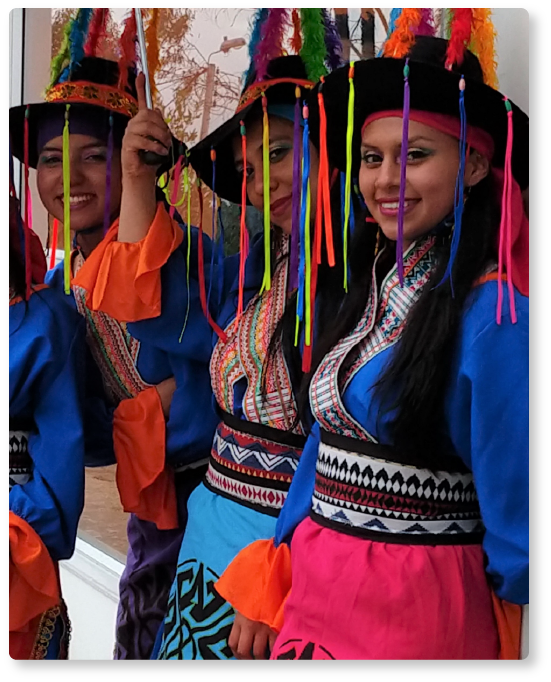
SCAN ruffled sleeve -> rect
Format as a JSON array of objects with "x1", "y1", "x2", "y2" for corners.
[
  {"x1": 215, "y1": 539, "x2": 292, "y2": 632},
  {"x1": 113, "y1": 386, "x2": 178, "y2": 530},
  {"x1": 72, "y1": 203, "x2": 183, "y2": 322},
  {"x1": 9, "y1": 511, "x2": 59, "y2": 632}
]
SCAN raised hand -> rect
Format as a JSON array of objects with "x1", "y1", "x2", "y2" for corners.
[{"x1": 121, "y1": 72, "x2": 172, "y2": 179}]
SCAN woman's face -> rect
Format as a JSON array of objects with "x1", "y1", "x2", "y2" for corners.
[
  {"x1": 359, "y1": 117, "x2": 488, "y2": 248},
  {"x1": 36, "y1": 133, "x2": 122, "y2": 232},
  {"x1": 232, "y1": 115, "x2": 319, "y2": 235}
]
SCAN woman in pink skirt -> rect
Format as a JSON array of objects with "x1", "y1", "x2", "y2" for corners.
[{"x1": 215, "y1": 28, "x2": 528, "y2": 660}]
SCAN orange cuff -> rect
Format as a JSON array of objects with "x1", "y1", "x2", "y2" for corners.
[
  {"x1": 215, "y1": 539, "x2": 292, "y2": 633},
  {"x1": 113, "y1": 386, "x2": 178, "y2": 530},
  {"x1": 9, "y1": 512, "x2": 59, "y2": 633},
  {"x1": 73, "y1": 203, "x2": 183, "y2": 322},
  {"x1": 491, "y1": 592, "x2": 523, "y2": 660}
]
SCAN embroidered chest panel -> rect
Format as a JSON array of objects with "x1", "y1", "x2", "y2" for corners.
[
  {"x1": 72, "y1": 253, "x2": 151, "y2": 405},
  {"x1": 310, "y1": 238, "x2": 437, "y2": 441},
  {"x1": 210, "y1": 243, "x2": 302, "y2": 434}
]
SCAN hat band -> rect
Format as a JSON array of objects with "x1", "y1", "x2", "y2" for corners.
[
  {"x1": 362, "y1": 110, "x2": 495, "y2": 160},
  {"x1": 236, "y1": 77, "x2": 315, "y2": 114},
  {"x1": 44, "y1": 81, "x2": 138, "y2": 118}
]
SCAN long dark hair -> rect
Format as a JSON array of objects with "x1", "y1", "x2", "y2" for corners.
[
  {"x1": 261, "y1": 175, "x2": 355, "y2": 430},
  {"x1": 302, "y1": 173, "x2": 499, "y2": 467}
]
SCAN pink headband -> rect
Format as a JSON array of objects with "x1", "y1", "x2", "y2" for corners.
[{"x1": 361, "y1": 110, "x2": 495, "y2": 160}]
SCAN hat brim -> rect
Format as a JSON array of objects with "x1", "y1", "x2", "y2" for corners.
[
  {"x1": 189, "y1": 99, "x2": 256, "y2": 205},
  {"x1": 10, "y1": 101, "x2": 184, "y2": 175},
  {"x1": 309, "y1": 59, "x2": 529, "y2": 190},
  {"x1": 190, "y1": 80, "x2": 312, "y2": 204},
  {"x1": 10, "y1": 101, "x2": 128, "y2": 169}
]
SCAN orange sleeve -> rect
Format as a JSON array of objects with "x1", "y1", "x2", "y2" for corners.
[
  {"x1": 9, "y1": 512, "x2": 59, "y2": 633},
  {"x1": 72, "y1": 203, "x2": 184, "y2": 322},
  {"x1": 113, "y1": 386, "x2": 178, "y2": 530},
  {"x1": 215, "y1": 539, "x2": 292, "y2": 633},
  {"x1": 491, "y1": 592, "x2": 523, "y2": 659}
]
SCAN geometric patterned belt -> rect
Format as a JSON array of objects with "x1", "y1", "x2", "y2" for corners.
[
  {"x1": 310, "y1": 430, "x2": 484, "y2": 545},
  {"x1": 9, "y1": 430, "x2": 33, "y2": 490},
  {"x1": 203, "y1": 412, "x2": 305, "y2": 518}
]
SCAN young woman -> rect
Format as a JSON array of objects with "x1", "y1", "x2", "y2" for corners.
[
  {"x1": 9, "y1": 184, "x2": 85, "y2": 659},
  {"x1": 75, "y1": 20, "x2": 348, "y2": 657},
  {"x1": 9, "y1": 47, "x2": 216, "y2": 660},
  {"x1": 215, "y1": 33, "x2": 529, "y2": 660}
]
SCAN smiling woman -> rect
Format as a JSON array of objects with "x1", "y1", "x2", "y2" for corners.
[{"x1": 37, "y1": 130, "x2": 123, "y2": 255}]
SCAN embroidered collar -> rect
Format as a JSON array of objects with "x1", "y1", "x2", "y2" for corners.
[{"x1": 309, "y1": 236, "x2": 437, "y2": 441}]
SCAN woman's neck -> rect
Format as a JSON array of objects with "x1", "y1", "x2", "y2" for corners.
[{"x1": 73, "y1": 226, "x2": 105, "y2": 259}]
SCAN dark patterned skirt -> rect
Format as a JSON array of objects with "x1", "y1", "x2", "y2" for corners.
[
  {"x1": 156, "y1": 416, "x2": 304, "y2": 660},
  {"x1": 114, "y1": 464, "x2": 207, "y2": 660}
]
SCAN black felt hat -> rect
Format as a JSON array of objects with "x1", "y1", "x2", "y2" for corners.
[
  {"x1": 10, "y1": 56, "x2": 184, "y2": 172},
  {"x1": 189, "y1": 55, "x2": 315, "y2": 204},
  {"x1": 10, "y1": 57, "x2": 138, "y2": 169},
  {"x1": 308, "y1": 36, "x2": 529, "y2": 190}
]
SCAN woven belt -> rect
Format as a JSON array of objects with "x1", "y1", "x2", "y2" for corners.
[
  {"x1": 203, "y1": 415, "x2": 304, "y2": 517},
  {"x1": 310, "y1": 430, "x2": 484, "y2": 545}
]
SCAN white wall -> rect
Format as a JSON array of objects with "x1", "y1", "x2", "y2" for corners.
[
  {"x1": 26, "y1": 8, "x2": 52, "y2": 247},
  {"x1": 493, "y1": 8, "x2": 529, "y2": 114},
  {"x1": 59, "y1": 538, "x2": 124, "y2": 660}
]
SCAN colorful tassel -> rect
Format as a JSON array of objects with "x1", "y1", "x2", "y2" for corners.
[
  {"x1": 470, "y1": 9, "x2": 498, "y2": 89},
  {"x1": 416, "y1": 8, "x2": 435, "y2": 36},
  {"x1": 300, "y1": 9, "x2": 328, "y2": 82},
  {"x1": 446, "y1": 9, "x2": 474, "y2": 70},
  {"x1": 145, "y1": 8, "x2": 160, "y2": 102},
  {"x1": 85, "y1": 8, "x2": 110, "y2": 57},
  {"x1": 304, "y1": 180, "x2": 313, "y2": 351},
  {"x1": 237, "y1": 121, "x2": 249, "y2": 320},
  {"x1": 118, "y1": 11, "x2": 138, "y2": 91},
  {"x1": 179, "y1": 160, "x2": 192, "y2": 343},
  {"x1": 23, "y1": 106, "x2": 32, "y2": 299},
  {"x1": 290, "y1": 8, "x2": 302, "y2": 54},
  {"x1": 383, "y1": 8, "x2": 422, "y2": 59},
  {"x1": 289, "y1": 87, "x2": 302, "y2": 293},
  {"x1": 246, "y1": 8, "x2": 269, "y2": 82},
  {"x1": 317, "y1": 79, "x2": 335, "y2": 267},
  {"x1": 62, "y1": 105, "x2": 71, "y2": 295},
  {"x1": 260, "y1": 95, "x2": 272, "y2": 294},
  {"x1": 322, "y1": 9, "x2": 343, "y2": 71},
  {"x1": 254, "y1": 8, "x2": 288, "y2": 82},
  {"x1": 166, "y1": 154, "x2": 185, "y2": 219},
  {"x1": 296, "y1": 103, "x2": 312, "y2": 343},
  {"x1": 207, "y1": 148, "x2": 218, "y2": 314},
  {"x1": 396, "y1": 60, "x2": 411, "y2": 287},
  {"x1": 102, "y1": 114, "x2": 114, "y2": 235},
  {"x1": 439, "y1": 76, "x2": 468, "y2": 295},
  {"x1": 217, "y1": 202, "x2": 226, "y2": 311},
  {"x1": 196, "y1": 179, "x2": 228, "y2": 341},
  {"x1": 343, "y1": 63, "x2": 355, "y2": 292},
  {"x1": 497, "y1": 99, "x2": 517, "y2": 325},
  {"x1": 49, "y1": 219, "x2": 59, "y2": 270}
]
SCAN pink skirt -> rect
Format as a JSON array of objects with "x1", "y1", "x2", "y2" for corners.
[{"x1": 270, "y1": 517, "x2": 499, "y2": 660}]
